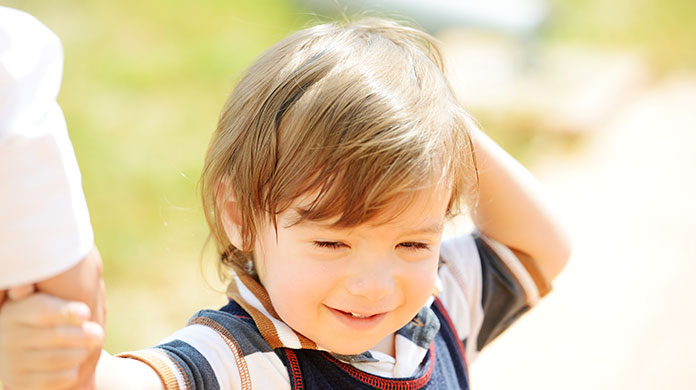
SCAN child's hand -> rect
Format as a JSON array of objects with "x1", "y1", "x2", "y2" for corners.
[{"x1": 0, "y1": 287, "x2": 104, "y2": 390}]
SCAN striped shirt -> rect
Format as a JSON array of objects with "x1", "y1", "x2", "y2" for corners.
[{"x1": 118, "y1": 233, "x2": 550, "y2": 389}]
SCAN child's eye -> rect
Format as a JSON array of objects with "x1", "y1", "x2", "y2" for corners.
[
  {"x1": 313, "y1": 241, "x2": 347, "y2": 250},
  {"x1": 398, "y1": 242, "x2": 431, "y2": 251}
]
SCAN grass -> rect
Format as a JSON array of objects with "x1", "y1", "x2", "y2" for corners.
[{"x1": 544, "y1": 0, "x2": 696, "y2": 73}]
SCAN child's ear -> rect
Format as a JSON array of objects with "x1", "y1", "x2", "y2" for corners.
[{"x1": 217, "y1": 179, "x2": 244, "y2": 250}]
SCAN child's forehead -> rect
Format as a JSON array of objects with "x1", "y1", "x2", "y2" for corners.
[{"x1": 278, "y1": 181, "x2": 452, "y2": 230}]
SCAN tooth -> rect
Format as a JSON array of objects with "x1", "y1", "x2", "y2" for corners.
[{"x1": 350, "y1": 312, "x2": 369, "y2": 318}]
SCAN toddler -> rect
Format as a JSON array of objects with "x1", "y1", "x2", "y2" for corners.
[{"x1": 1, "y1": 17, "x2": 569, "y2": 389}]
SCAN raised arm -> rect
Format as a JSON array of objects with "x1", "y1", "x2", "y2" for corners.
[{"x1": 470, "y1": 128, "x2": 572, "y2": 283}]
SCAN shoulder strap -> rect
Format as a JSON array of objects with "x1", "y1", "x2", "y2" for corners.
[{"x1": 432, "y1": 298, "x2": 468, "y2": 368}]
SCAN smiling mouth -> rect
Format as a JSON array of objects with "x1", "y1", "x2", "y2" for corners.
[
  {"x1": 326, "y1": 306, "x2": 387, "y2": 327},
  {"x1": 348, "y1": 312, "x2": 372, "y2": 319},
  {"x1": 338, "y1": 310, "x2": 377, "y2": 319}
]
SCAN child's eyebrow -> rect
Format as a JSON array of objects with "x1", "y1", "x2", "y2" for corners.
[
  {"x1": 280, "y1": 213, "x2": 341, "y2": 230},
  {"x1": 397, "y1": 221, "x2": 444, "y2": 236}
]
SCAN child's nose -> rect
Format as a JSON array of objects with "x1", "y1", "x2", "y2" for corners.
[{"x1": 345, "y1": 268, "x2": 395, "y2": 301}]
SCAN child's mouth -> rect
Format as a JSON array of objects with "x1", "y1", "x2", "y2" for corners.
[
  {"x1": 326, "y1": 306, "x2": 387, "y2": 329},
  {"x1": 338, "y1": 309, "x2": 376, "y2": 319},
  {"x1": 348, "y1": 312, "x2": 372, "y2": 319}
]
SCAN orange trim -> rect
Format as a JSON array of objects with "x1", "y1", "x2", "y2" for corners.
[
  {"x1": 237, "y1": 272, "x2": 280, "y2": 316},
  {"x1": 116, "y1": 351, "x2": 182, "y2": 390},
  {"x1": 188, "y1": 317, "x2": 253, "y2": 390},
  {"x1": 227, "y1": 279, "x2": 285, "y2": 348},
  {"x1": 510, "y1": 248, "x2": 552, "y2": 297},
  {"x1": 285, "y1": 349, "x2": 305, "y2": 390},
  {"x1": 227, "y1": 276, "x2": 318, "y2": 350}
]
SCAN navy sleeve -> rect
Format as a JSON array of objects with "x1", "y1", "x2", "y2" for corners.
[
  {"x1": 474, "y1": 236, "x2": 531, "y2": 350},
  {"x1": 155, "y1": 339, "x2": 221, "y2": 390}
]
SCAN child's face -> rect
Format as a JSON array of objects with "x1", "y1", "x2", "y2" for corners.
[{"x1": 252, "y1": 183, "x2": 450, "y2": 356}]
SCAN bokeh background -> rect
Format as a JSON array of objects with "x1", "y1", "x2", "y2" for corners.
[{"x1": 2, "y1": 0, "x2": 695, "y2": 388}]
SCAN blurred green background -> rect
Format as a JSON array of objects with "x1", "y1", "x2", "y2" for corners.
[{"x1": 2, "y1": 0, "x2": 694, "y2": 356}]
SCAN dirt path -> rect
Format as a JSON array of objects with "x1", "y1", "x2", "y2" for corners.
[{"x1": 469, "y1": 75, "x2": 696, "y2": 389}]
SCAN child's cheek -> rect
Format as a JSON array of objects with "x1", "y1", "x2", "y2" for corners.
[
  {"x1": 266, "y1": 262, "x2": 335, "y2": 333},
  {"x1": 267, "y1": 256, "x2": 334, "y2": 307},
  {"x1": 403, "y1": 257, "x2": 439, "y2": 300}
]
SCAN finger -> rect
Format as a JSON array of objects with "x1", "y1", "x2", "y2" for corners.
[
  {"x1": 15, "y1": 347, "x2": 90, "y2": 372},
  {"x1": 75, "y1": 343, "x2": 101, "y2": 390},
  {"x1": 82, "y1": 321, "x2": 105, "y2": 348},
  {"x1": 59, "y1": 301, "x2": 92, "y2": 326},
  {"x1": 13, "y1": 321, "x2": 103, "y2": 349},
  {"x1": 78, "y1": 380, "x2": 95, "y2": 390},
  {"x1": 3, "y1": 293, "x2": 90, "y2": 327},
  {"x1": 18, "y1": 367, "x2": 79, "y2": 390},
  {"x1": 8, "y1": 284, "x2": 36, "y2": 300},
  {"x1": 74, "y1": 368, "x2": 97, "y2": 390}
]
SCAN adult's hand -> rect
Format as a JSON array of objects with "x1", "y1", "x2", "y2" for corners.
[
  {"x1": 0, "y1": 246, "x2": 107, "y2": 389},
  {"x1": 0, "y1": 290, "x2": 103, "y2": 389}
]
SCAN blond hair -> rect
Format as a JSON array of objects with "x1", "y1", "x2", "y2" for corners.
[{"x1": 201, "y1": 18, "x2": 478, "y2": 277}]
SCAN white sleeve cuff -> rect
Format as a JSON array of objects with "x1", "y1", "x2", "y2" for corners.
[
  {"x1": 0, "y1": 6, "x2": 93, "y2": 288},
  {"x1": 0, "y1": 103, "x2": 93, "y2": 288}
]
